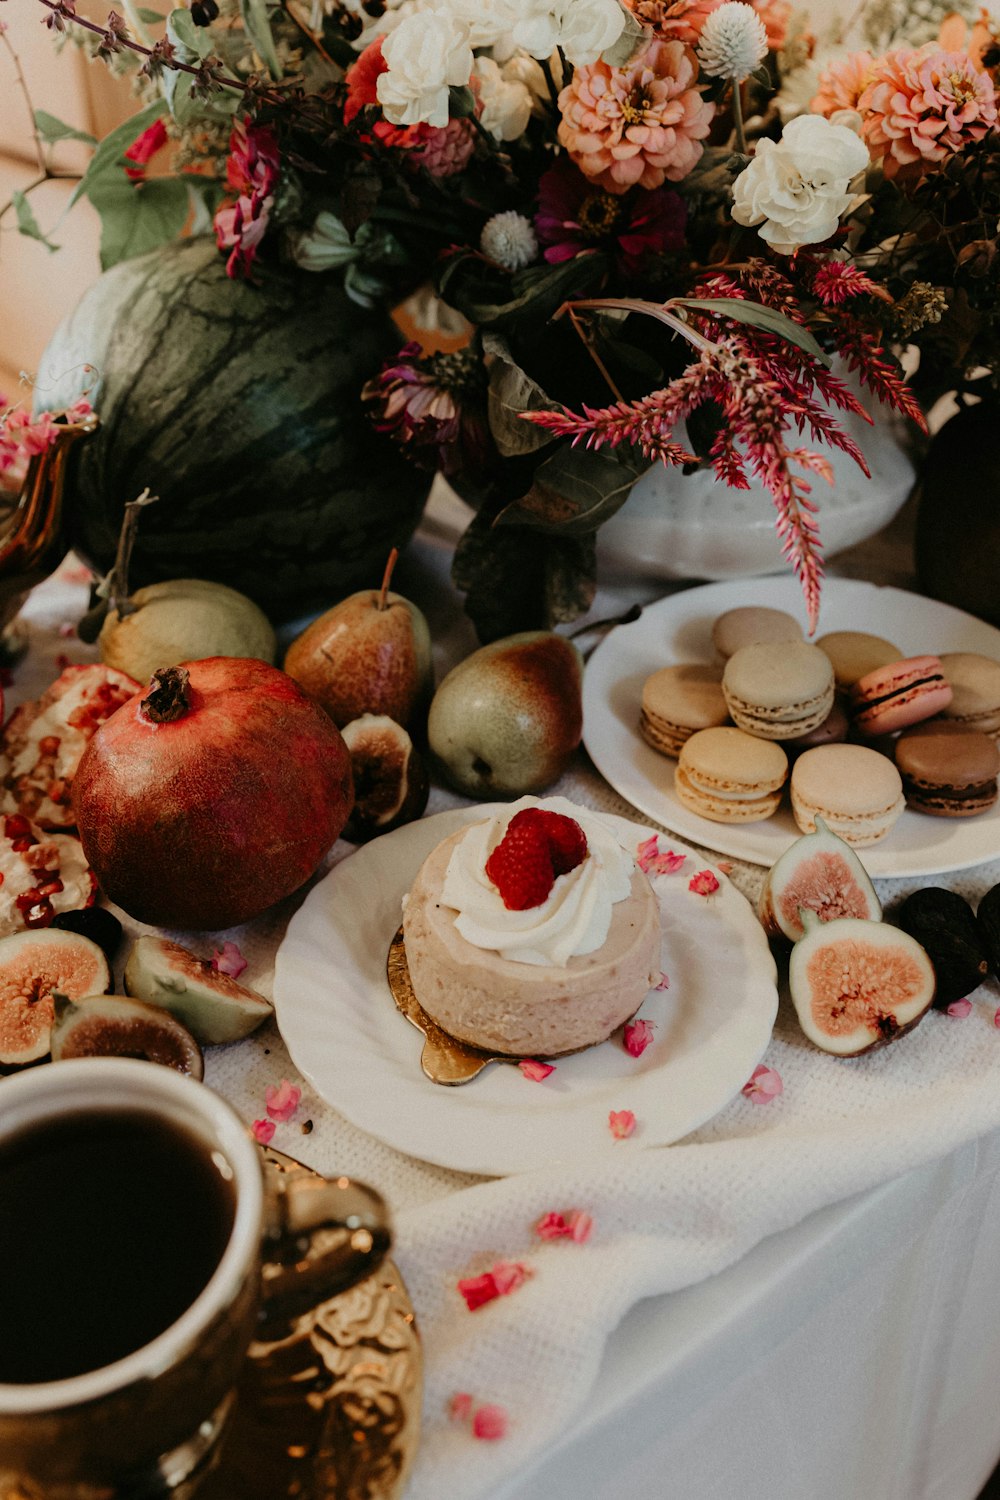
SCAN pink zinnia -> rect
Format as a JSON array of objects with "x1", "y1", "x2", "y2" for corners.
[
  {"x1": 411, "y1": 118, "x2": 476, "y2": 178},
  {"x1": 751, "y1": 0, "x2": 792, "y2": 53},
  {"x1": 858, "y1": 45, "x2": 998, "y2": 177},
  {"x1": 557, "y1": 38, "x2": 714, "y2": 195},
  {"x1": 811, "y1": 50, "x2": 875, "y2": 118}
]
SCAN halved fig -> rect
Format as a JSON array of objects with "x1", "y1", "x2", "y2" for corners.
[
  {"x1": 894, "y1": 888, "x2": 988, "y2": 1006},
  {"x1": 340, "y1": 714, "x2": 429, "y2": 843},
  {"x1": 0, "y1": 928, "x2": 110, "y2": 1067},
  {"x1": 789, "y1": 911, "x2": 935, "y2": 1056},
  {"x1": 759, "y1": 816, "x2": 881, "y2": 943},
  {"x1": 123, "y1": 935, "x2": 273, "y2": 1044},
  {"x1": 50, "y1": 993, "x2": 203, "y2": 1078}
]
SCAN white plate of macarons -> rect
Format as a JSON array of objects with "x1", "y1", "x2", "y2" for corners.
[{"x1": 584, "y1": 576, "x2": 1000, "y2": 877}]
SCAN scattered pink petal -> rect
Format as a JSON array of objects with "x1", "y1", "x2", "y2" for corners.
[
  {"x1": 449, "y1": 1392, "x2": 474, "y2": 1423},
  {"x1": 535, "y1": 1208, "x2": 593, "y2": 1242},
  {"x1": 265, "y1": 1078, "x2": 301, "y2": 1121},
  {"x1": 742, "y1": 1064, "x2": 784, "y2": 1102},
  {"x1": 212, "y1": 940, "x2": 248, "y2": 979},
  {"x1": 654, "y1": 971, "x2": 670, "y2": 991},
  {"x1": 58, "y1": 622, "x2": 76, "y2": 638},
  {"x1": 636, "y1": 834, "x2": 687, "y2": 876},
  {"x1": 608, "y1": 1109, "x2": 636, "y2": 1139},
  {"x1": 251, "y1": 1117, "x2": 275, "y2": 1144},
  {"x1": 994, "y1": 1006, "x2": 1000, "y2": 1030},
  {"x1": 472, "y1": 1404, "x2": 508, "y2": 1441},
  {"x1": 519, "y1": 1059, "x2": 555, "y2": 1081},
  {"x1": 716, "y1": 860, "x2": 734, "y2": 875},
  {"x1": 458, "y1": 1260, "x2": 532, "y2": 1310},
  {"x1": 688, "y1": 869, "x2": 720, "y2": 896},
  {"x1": 624, "y1": 1019, "x2": 656, "y2": 1057},
  {"x1": 947, "y1": 998, "x2": 973, "y2": 1019}
]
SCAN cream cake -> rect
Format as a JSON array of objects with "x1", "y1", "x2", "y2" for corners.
[{"x1": 401, "y1": 797, "x2": 661, "y2": 1058}]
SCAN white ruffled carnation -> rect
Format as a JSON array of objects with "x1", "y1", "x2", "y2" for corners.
[
  {"x1": 696, "y1": 1, "x2": 768, "y2": 81},
  {"x1": 445, "y1": 0, "x2": 519, "y2": 51},
  {"x1": 472, "y1": 56, "x2": 533, "y2": 140},
  {"x1": 511, "y1": 0, "x2": 626, "y2": 66},
  {"x1": 731, "y1": 114, "x2": 870, "y2": 255},
  {"x1": 377, "y1": 11, "x2": 474, "y2": 127},
  {"x1": 480, "y1": 210, "x2": 539, "y2": 270}
]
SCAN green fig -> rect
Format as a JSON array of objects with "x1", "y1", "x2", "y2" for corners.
[
  {"x1": 283, "y1": 549, "x2": 433, "y2": 728},
  {"x1": 428, "y1": 630, "x2": 583, "y2": 797}
]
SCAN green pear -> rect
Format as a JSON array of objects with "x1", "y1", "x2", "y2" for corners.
[
  {"x1": 428, "y1": 631, "x2": 583, "y2": 797},
  {"x1": 284, "y1": 550, "x2": 432, "y2": 728}
]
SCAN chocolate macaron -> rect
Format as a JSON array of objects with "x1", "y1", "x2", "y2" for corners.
[
  {"x1": 850, "y1": 655, "x2": 953, "y2": 737},
  {"x1": 723, "y1": 641, "x2": 835, "y2": 741},
  {"x1": 895, "y1": 722, "x2": 1000, "y2": 817},
  {"x1": 640, "y1": 663, "x2": 729, "y2": 759},
  {"x1": 676, "y1": 727, "x2": 788, "y2": 824},
  {"x1": 790, "y1": 744, "x2": 906, "y2": 846}
]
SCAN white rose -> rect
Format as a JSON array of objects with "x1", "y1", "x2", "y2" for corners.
[
  {"x1": 472, "y1": 56, "x2": 533, "y2": 140},
  {"x1": 731, "y1": 114, "x2": 870, "y2": 255},
  {"x1": 511, "y1": 0, "x2": 626, "y2": 66},
  {"x1": 377, "y1": 12, "x2": 474, "y2": 128}
]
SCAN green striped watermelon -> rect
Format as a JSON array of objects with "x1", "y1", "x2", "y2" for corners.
[{"x1": 35, "y1": 238, "x2": 429, "y2": 621}]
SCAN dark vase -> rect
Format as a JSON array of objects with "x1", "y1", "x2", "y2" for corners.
[{"x1": 913, "y1": 399, "x2": 1000, "y2": 627}]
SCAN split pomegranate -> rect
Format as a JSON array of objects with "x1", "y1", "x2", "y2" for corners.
[{"x1": 72, "y1": 658, "x2": 354, "y2": 930}]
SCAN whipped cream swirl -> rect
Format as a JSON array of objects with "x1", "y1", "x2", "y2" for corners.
[{"x1": 440, "y1": 796, "x2": 635, "y2": 967}]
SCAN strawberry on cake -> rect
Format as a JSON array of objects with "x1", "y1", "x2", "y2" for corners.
[{"x1": 402, "y1": 797, "x2": 661, "y2": 1057}]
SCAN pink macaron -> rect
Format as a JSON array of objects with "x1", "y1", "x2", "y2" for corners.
[{"x1": 851, "y1": 655, "x2": 953, "y2": 737}]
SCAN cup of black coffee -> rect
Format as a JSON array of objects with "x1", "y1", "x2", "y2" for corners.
[{"x1": 0, "y1": 1058, "x2": 391, "y2": 1498}]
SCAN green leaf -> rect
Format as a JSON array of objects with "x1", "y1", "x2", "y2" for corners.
[
  {"x1": 69, "y1": 98, "x2": 167, "y2": 209},
  {"x1": 165, "y1": 7, "x2": 214, "y2": 57},
  {"x1": 34, "y1": 110, "x2": 97, "y2": 147},
  {"x1": 671, "y1": 297, "x2": 831, "y2": 366},
  {"x1": 495, "y1": 443, "x2": 647, "y2": 536},
  {"x1": 136, "y1": 6, "x2": 164, "y2": 22},
  {"x1": 438, "y1": 251, "x2": 609, "y2": 333},
  {"x1": 11, "y1": 190, "x2": 58, "y2": 251},
  {"x1": 483, "y1": 332, "x2": 560, "y2": 458},
  {"x1": 240, "y1": 0, "x2": 282, "y2": 80},
  {"x1": 87, "y1": 175, "x2": 190, "y2": 270}
]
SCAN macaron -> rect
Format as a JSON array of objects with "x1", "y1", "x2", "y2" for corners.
[
  {"x1": 675, "y1": 727, "x2": 788, "y2": 824},
  {"x1": 782, "y1": 697, "x2": 850, "y2": 756},
  {"x1": 640, "y1": 664, "x2": 729, "y2": 759},
  {"x1": 712, "y1": 606, "x2": 802, "y2": 660},
  {"x1": 790, "y1": 744, "x2": 906, "y2": 846},
  {"x1": 895, "y1": 722, "x2": 1000, "y2": 817},
  {"x1": 722, "y1": 641, "x2": 835, "y2": 741},
  {"x1": 938, "y1": 652, "x2": 1000, "y2": 738},
  {"x1": 816, "y1": 631, "x2": 903, "y2": 690},
  {"x1": 850, "y1": 655, "x2": 953, "y2": 737}
]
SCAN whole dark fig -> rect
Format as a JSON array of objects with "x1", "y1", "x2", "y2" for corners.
[{"x1": 893, "y1": 888, "x2": 988, "y2": 1006}]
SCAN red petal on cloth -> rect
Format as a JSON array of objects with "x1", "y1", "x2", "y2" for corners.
[
  {"x1": 449, "y1": 1392, "x2": 474, "y2": 1423},
  {"x1": 265, "y1": 1079, "x2": 301, "y2": 1121},
  {"x1": 472, "y1": 1404, "x2": 509, "y2": 1440},
  {"x1": 212, "y1": 939, "x2": 247, "y2": 978},
  {"x1": 624, "y1": 1019, "x2": 656, "y2": 1056},
  {"x1": 609, "y1": 1109, "x2": 636, "y2": 1139},
  {"x1": 688, "y1": 869, "x2": 720, "y2": 896},
  {"x1": 251, "y1": 1118, "x2": 275, "y2": 1144},
  {"x1": 519, "y1": 1059, "x2": 555, "y2": 1081},
  {"x1": 742, "y1": 1064, "x2": 783, "y2": 1102},
  {"x1": 947, "y1": 998, "x2": 973, "y2": 1018}
]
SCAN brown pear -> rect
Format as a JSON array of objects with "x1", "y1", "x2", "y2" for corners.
[{"x1": 283, "y1": 550, "x2": 433, "y2": 728}]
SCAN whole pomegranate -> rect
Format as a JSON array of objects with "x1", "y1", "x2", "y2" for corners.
[{"x1": 72, "y1": 658, "x2": 354, "y2": 930}]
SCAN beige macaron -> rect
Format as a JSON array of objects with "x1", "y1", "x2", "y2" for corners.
[
  {"x1": 816, "y1": 631, "x2": 902, "y2": 690},
  {"x1": 723, "y1": 641, "x2": 835, "y2": 740},
  {"x1": 640, "y1": 663, "x2": 729, "y2": 758},
  {"x1": 712, "y1": 606, "x2": 802, "y2": 660},
  {"x1": 790, "y1": 744, "x2": 906, "y2": 846},
  {"x1": 938, "y1": 652, "x2": 1000, "y2": 737},
  {"x1": 675, "y1": 726, "x2": 788, "y2": 823}
]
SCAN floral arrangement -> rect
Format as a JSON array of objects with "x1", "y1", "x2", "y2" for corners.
[{"x1": 8, "y1": 0, "x2": 1000, "y2": 634}]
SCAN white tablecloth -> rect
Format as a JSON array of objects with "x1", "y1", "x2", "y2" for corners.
[{"x1": 14, "y1": 490, "x2": 1000, "y2": 1500}]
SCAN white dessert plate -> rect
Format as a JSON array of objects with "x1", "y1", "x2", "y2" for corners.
[
  {"x1": 584, "y1": 576, "x2": 1000, "y2": 877},
  {"x1": 273, "y1": 806, "x2": 778, "y2": 1176}
]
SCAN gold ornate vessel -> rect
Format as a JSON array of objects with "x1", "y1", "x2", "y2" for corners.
[{"x1": 0, "y1": 413, "x2": 98, "y2": 633}]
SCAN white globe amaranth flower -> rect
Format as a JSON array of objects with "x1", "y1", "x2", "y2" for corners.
[
  {"x1": 696, "y1": 1, "x2": 768, "y2": 81},
  {"x1": 377, "y1": 11, "x2": 474, "y2": 128},
  {"x1": 511, "y1": 0, "x2": 626, "y2": 67},
  {"x1": 473, "y1": 56, "x2": 533, "y2": 140},
  {"x1": 731, "y1": 113, "x2": 870, "y2": 255},
  {"x1": 480, "y1": 211, "x2": 539, "y2": 271}
]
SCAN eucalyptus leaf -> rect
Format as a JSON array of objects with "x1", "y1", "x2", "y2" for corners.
[
  {"x1": 601, "y1": 7, "x2": 645, "y2": 67},
  {"x1": 484, "y1": 332, "x2": 560, "y2": 458},
  {"x1": 69, "y1": 98, "x2": 166, "y2": 209},
  {"x1": 166, "y1": 7, "x2": 214, "y2": 57},
  {"x1": 671, "y1": 297, "x2": 831, "y2": 365},
  {"x1": 240, "y1": 0, "x2": 282, "y2": 80},
  {"x1": 11, "y1": 191, "x2": 58, "y2": 251},
  {"x1": 34, "y1": 110, "x2": 97, "y2": 148},
  {"x1": 495, "y1": 443, "x2": 647, "y2": 536}
]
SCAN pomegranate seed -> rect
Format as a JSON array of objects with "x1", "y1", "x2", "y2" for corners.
[
  {"x1": 38, "y1": 736, "x2": 61, "y2": 757},
  {"x1": 4, "y1": 815, "x2": 32, "y2": 840}
]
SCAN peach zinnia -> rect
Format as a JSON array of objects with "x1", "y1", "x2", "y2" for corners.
[
  {"x1": 811, "y1": 50, "x2": 875, "y2": 118},
  {"x1": 557, "y1": 37, "x2": 714, "y2": 194},
  {"x1": 858, "y1": 44, "x2": 998, "y2": 176}
]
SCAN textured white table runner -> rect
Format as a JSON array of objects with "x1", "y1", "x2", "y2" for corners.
[{"x1": 15, "y1": 507, "x2": 1000, "y2": 1500}]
